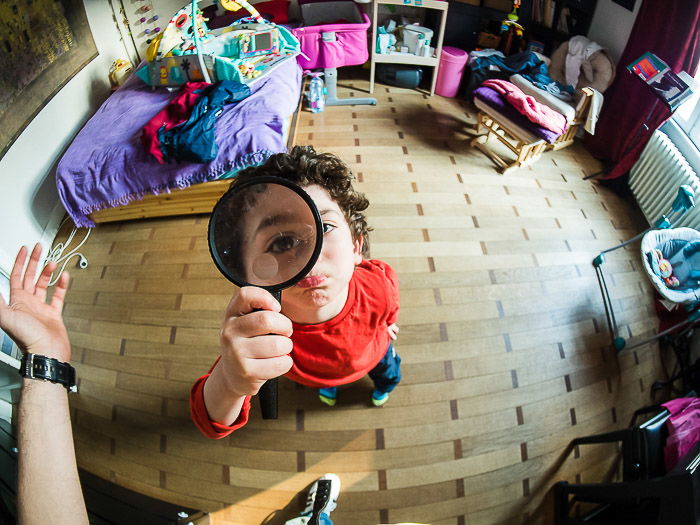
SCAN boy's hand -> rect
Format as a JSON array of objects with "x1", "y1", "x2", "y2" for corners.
[
  {"x1": 217, "y1": 287, "x2": 294, "y2": 397},
  {"x1": 0, "y1": 244, "x2": 71, "y2": 362},
  {"x1": 388, "y1": 323, "x2": 399, "y2": 341}
]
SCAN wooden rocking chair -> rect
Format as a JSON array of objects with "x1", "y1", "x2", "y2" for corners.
[
  {"x1": 470, "y1": 38, "x2": 615, "y2": 174},
  {"x1": 471, "y1": 87, "x2": 594, "y2": 175}
]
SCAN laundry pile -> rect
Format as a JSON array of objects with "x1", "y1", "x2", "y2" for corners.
[
  {"x1": 142, "y1": 80, "x2": 251, "y2": 163},
  {"x1": 480, "y1": 78, "x2": 567, "y2": 135}
]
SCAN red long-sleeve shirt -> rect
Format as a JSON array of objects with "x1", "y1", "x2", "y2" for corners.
[{"x1": 190, "y1": 259, "x2": 399, "y2": 438}]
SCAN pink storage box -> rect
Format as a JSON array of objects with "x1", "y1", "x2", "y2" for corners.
[{"x1": 292, "y1": 0, "x2": 370, "y2": 70}]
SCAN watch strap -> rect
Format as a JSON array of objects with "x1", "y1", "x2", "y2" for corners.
[{"x1": 19, "y1": 353, "x2": 77, "y2": 392}]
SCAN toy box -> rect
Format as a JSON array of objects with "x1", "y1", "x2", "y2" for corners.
[{"x1": 477, "y1": 31, "x2": 501, "y2": 49}]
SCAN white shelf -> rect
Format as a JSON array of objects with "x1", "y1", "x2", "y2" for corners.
[
  {"x1": 373, "y1": 0, "x2": 448, "y2": 10},
  {"x1": 369, "y1": 0, "x2": 449, "y2": 95}
]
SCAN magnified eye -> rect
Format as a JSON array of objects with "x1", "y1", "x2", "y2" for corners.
[{"x1": 266, "y1": 233, "x2": 304, "y2": 254}]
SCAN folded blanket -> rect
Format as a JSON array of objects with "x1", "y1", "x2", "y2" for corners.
[
  {"x1": 482, "y1": 79, "x2": 567, "y2": 135},
  {"x1": 584, "y1": 87, "x2": 604, "y2": 134}
]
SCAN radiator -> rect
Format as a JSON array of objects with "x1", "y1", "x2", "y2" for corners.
[{"x1": 629, "y1": 130, "x2": 700, "y2": 228}]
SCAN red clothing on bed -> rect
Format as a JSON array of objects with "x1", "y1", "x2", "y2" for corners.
[{"x1": 190, "y1": 259, "x2": 399, "y2": 438}]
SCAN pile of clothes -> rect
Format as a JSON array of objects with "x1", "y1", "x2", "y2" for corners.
[
  {"x1": 479, "y1": 78, "x2": 567, "y2": 135},
  {"x1": 467, "y1": 49, "x2": 574, "y2": 100},
  {"x1": 142, "y1": 80, "x2": 251, "y2": 164}
]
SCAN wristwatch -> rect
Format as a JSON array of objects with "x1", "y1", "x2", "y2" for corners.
[{"x1": 19, "y1": 353, "x2": 77, "y2": 393}]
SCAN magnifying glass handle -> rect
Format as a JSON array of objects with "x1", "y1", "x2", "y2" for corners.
[
  {"x1": 258, "y1": 289, "x2": 282, "y2": 420},
  {"x1": 259, "y1": 377, "x2": 278, "y2": 419}
]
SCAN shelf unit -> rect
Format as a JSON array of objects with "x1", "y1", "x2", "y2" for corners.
[
  {"x1": 369, "y1": 0, "x2": 448, "y2": 95},
  {"x1": 528, "y1": 0, "x2": 598, "y2": 55}
]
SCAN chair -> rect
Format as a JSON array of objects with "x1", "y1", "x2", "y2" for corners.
[
  {"x1": 471, "y1": 37, "x2": 616, "y2": 174},
  {"x1": 554, "y1": 404, "x2": 700, "y2": 524}
]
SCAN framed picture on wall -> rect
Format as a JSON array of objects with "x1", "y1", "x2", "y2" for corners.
[{"x1": 0, "y1": 0, "x2": 98, "y2": 160}]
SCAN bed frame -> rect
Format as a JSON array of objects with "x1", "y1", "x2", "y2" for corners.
[{"x1": 88, "y1": 87, "x2": 304, "y2": 224}]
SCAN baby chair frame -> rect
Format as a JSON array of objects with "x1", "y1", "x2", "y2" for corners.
[
  {"x1": 321, "y1": 36, "x2": 376, "y2": 107},
  {"x1": 593, "y1": 186, "x2": 697, "y2": 352}
]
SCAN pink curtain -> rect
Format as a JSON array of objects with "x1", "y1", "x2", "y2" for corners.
[{"x1": 584, "y1": 0, "x2": 700, "y2": 179}]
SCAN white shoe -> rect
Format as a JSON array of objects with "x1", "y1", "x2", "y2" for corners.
[{"x1": 301, "y1": 473, "x2": 340, "y2": 523}]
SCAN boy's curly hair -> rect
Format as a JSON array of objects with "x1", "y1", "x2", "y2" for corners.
[{"x1": 232, "y1": 146, "x2": 371, "y2": 256}]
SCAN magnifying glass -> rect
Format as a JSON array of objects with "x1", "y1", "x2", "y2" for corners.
[{"x1": 208, "y1": 176, "x2": 323, "y2": 419}]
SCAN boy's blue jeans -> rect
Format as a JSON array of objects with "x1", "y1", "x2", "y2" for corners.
[
  {"x1": 320, "y1": 343, "x2": 402, "y2": 398},
  {"x1": 368, "y1": 343, "x2": 402, "y2": 394}
]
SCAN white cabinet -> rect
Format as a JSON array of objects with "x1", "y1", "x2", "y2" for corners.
[{"x1": 369, "y1": 0, "x2": 448, "y2": 95}]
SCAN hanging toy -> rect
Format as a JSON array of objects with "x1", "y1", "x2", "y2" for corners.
[
  {"x1": 501, "y1": 0, "x2": 523, "y2": 35},
  {"x1": 508, "y1": 0, "x2": 520, "y2": 22},
  {"x1": 135, "y1": 0, "x2": 162, "y2": 45}
]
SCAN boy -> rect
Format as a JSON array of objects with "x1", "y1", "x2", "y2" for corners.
[{"x1": 190, "y1": 146, "x2": 401, "y2": 438}]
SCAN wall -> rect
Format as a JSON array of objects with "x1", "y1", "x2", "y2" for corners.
[
  {"x1": 0, "y1": 2, "x2": 129, "y2": 272},
  {"x1": 587, "y1": 0, "x2": 641, "y2": 64}
]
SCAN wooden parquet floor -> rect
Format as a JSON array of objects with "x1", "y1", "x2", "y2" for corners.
[{"x1": 63, "y1": 77, "x2": 668, "y2": 525}]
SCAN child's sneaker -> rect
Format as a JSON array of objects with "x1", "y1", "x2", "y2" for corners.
[
  {"x1": 318, "y1": 387, "x2": 337, "y2": 407},
  {"x1": 371, "y1": 389, "x2": 390, "y2": 407},
  {"x1": 301, "y1": 473, "x2": 340, "y2": 524}
]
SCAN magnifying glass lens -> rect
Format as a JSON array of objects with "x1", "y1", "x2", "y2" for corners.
[{"x1": 209, "y1": 179, "x2": 322, "y2": 289}]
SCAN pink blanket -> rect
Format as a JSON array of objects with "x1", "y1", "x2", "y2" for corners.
[
  {"x1": 662, "y1": 397, "x2": 700, "y2": 471},
  {"x1": 482, "y1": 79, "x2": 567, "y2": 135}
]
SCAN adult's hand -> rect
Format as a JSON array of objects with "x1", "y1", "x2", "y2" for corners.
[{"x1": 0, "y1": 244, "x2": 71, "y2": 362}]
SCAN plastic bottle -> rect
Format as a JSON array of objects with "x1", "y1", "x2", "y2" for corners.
[
  {"x1": 415, "y1": 33, "x2": 424, "y2": 56},
  {"x1": 306, "y1": 72, "x2": 326, "y2": 113}
]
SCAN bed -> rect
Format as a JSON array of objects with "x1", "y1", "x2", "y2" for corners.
[{"x1": 56, "y1": 56, "x2": 302, "y2": 227}]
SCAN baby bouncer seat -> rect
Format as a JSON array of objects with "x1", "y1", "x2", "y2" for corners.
[
  {"x1": 292, "y1": 0, "x2": 376, "y2": 106},
  {"x1": 593, "y1": 186, "x2": 700, "y2": 353}
]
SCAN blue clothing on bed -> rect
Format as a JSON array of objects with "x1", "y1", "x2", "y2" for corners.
[{"x1": 158, "y1": 80, "x2": 251, "y2": 163}]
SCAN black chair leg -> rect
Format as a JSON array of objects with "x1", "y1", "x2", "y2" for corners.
[
  {"x1": 554, "y1": 482, "x2": 572, "y2": 525},
  {"x1": 572, "y1": 429, "x2": 629, "y2": 446}
]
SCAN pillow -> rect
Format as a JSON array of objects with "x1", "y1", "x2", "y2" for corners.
[
  {"x1": 254, "y1": 0, "x2": 290, "y2": 23},
  {"x1": 207, "y1": 0, "x2": 290, "y2": 28}
]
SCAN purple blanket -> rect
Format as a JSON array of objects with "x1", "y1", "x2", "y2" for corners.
[{"x1": 56, "y1": 58, "x2": 302, "y2": 227}]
